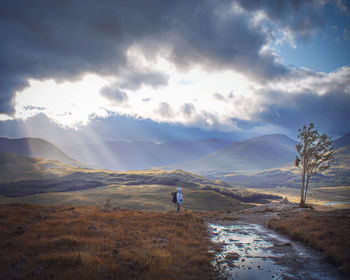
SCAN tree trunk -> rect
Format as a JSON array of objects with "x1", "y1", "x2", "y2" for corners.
[
  {"x1": 300, "y1": 171, "x2": 306, "y2": 207},
  {"x1": 304, "y1": 174, "x2": 311, "y2": 205}
]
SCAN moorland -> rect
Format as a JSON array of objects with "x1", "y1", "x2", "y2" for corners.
[{"x1": 0, "y1": 133, "x2": 349, "y2": 279}]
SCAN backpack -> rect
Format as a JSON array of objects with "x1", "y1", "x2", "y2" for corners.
[{"x1": 171, "y1": 192, "x2": 177, "y2": 204}]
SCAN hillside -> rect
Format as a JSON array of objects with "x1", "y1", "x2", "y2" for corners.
[
  {"x1": 0, "y1": 152, "x2": 281, "y2": 211},
  {"x1": 0, "y1": 151, "x2": 230, "y2": 192},
  {"x1": 62, "y1": 138, "x2": 231, "y2": 171},
  {"x1": 175, "y1": 134, "x2": 296, "y2": 173},
  {"x1": 334, "y1": 132, "x2": 350, "y2": 148},
  {"x1": 0, "y1": 137, "x2": 80, "y2": 166},
  {"x1": 0, "y1": 152, "x2": 73, "y2": 183}
]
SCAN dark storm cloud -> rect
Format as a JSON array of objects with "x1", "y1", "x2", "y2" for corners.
[
  {"x1": 0, "y1": 77, "x2": 28, "y2": 114},
  {"x1": 256, "y1": 90, "x2": 350, "y2": 136},
  {"x1": 161, "y1": 1, "x2": 288, "y2": 78},
  {"x1": 118, "y1": 69, "x2": 169, "y2": 90},
  {"x1": 1, "y1": 0, "x2": 327, "y2": 114}
]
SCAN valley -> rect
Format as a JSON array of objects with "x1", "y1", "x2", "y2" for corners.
[
  {"x1": 1, "y1": 132, "x2": 349, "y2": 210},
  {"x1": 0, "y1": 151, "x2": 277, "y2": 211},
  {"x1": 0, "y1": 133, "x2": 349, "y2": 279}
]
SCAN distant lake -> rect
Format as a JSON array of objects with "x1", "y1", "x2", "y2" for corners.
[{"x1": 324, "y1": 202, "x2": 350, "y2": 205}]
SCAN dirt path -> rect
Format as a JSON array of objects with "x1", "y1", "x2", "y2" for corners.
[{"x1": 207, "y1": 203, "x2": 346, "y2": 280}]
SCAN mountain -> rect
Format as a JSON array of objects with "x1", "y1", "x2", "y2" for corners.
[
  {"x1": 334, "y1": 132, "x2": 350, "y2": 148},
  {"x1": 207, "y1": 143, "x2": 350, "y2": 189},
  {"x1": 62, "y1": 138, "x2": 232, "y2": 171},
  {"x1": 0, "y1": 137, "x2": 80, "y2": 166},
  {"x1": 175, "y1": 134, "x2": 297, "y2": 173}
]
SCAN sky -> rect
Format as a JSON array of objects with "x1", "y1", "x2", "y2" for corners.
[{"x1": 0, "y1": 0, "x2": 350, "y2": 146}]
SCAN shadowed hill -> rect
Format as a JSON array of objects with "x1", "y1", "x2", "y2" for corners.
[
  {"x1": 334, "y1": 132, "x2": 350, "y2": 148},
  {"x1": 175, "y1": 134, "x2": 297, "y2": 173},
  {"x1": 0, "y1": 137, "x2": 80, "y2": 166}
]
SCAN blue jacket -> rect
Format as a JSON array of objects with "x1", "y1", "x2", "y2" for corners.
[{"x1": 176, "y1": 187, "x2": 183, "y2": 205}]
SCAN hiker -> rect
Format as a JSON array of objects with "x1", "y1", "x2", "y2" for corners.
[{"x1": 176, "y1": 187, "x2": 183, "y2": 213}]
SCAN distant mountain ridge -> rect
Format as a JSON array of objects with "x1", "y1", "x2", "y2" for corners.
[
  {"x1": 1, "y1": 131, "x2": 348, "y2": 174},
  {"x1": 174, "y1": 134, "x2": 297, "y2": 173},
  {"x1": 207, "y1": 143, "x2": 350, "y2": 188},
  {"x1": 62, "y1": 138, "x2": 232, "y2": 171},
  {"x1": 0, "y1": 137, "x2": 80, "y2": 166}
]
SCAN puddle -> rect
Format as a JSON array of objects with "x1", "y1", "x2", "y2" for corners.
[{"x1": 209, "y1": 223, "x2": 343, "y2": 280}]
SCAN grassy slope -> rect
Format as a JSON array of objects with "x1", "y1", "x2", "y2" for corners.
[
  {"x1": 0, "y1": 185, "x2": 246, "y2": 211},
  {"x1": 0, "y1": 152, "x2": 249, "y2": 211},
  {"x1": 0, "y1": 152, "x2": 80, "y2": 183},
  {"x1": 268, "y1": 209, "x2": 350, "y2": 276},
  {"x1": 0, "y1": 203, "x2": 218, "y2": 280}
]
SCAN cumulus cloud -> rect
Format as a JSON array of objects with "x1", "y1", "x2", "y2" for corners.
[
  {"x1": 101, "y1": 66, "x2": 350, "y2": 136},
  {"x1": 1, "y1": 0, "x2": 332, "y2": 115},
  {"x1": 253, "y1": 66, "x2": 350, "y2": 135},
  {"x1": 157, "y1": 102, "x2": 174, "y2": 119},
  {"x1": 1, "y1": 0, "x2": 349, "y2": 138},
  {"x1": 1, "y1": 65, "x2": 350, "y2": 141},
  {"x1": 213, "y1": 93, "x2": 226, "y2": 101},
  {"x1": 23, "y1": 106, "x2": 46, "y2": 111},
  {"x1": 100, "y1": 86, "x2": 129, "y2": 104},
  {"x1": 0, "y1": 113, "x2": 243, "y2": 147},
  {"x1": 235, "y1": 0, "x2": 325, "y2": 39},
  {"x1": 256, "y1": 90, "x2": 350, "y2": 135},
  {"x1": 181, "y1": 103, "x2": 196, "y2": 118},
  {"x1": 117, "y1": 68, "x2": 169, "y2": 90}
]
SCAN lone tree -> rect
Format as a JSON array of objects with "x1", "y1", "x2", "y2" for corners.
[{"x1": 295, "y1": 123, "x2": 335, "y2": 207}]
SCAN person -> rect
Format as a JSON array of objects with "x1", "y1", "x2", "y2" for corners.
[{"x1": 176, "y1": 187, "x2": 183, "y2": 213}]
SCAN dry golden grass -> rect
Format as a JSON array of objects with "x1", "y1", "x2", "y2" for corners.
[
  {"x1": 0, "y1": 203, "x2": 217, "y2": 279},
  {"x1": 268, "y1": 209, "x2": 350, "y2": 276}
]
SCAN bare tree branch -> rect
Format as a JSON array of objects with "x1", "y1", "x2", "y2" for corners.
[{"x1": 295, "y1": 123, "x2": 335, "y2": 207}]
